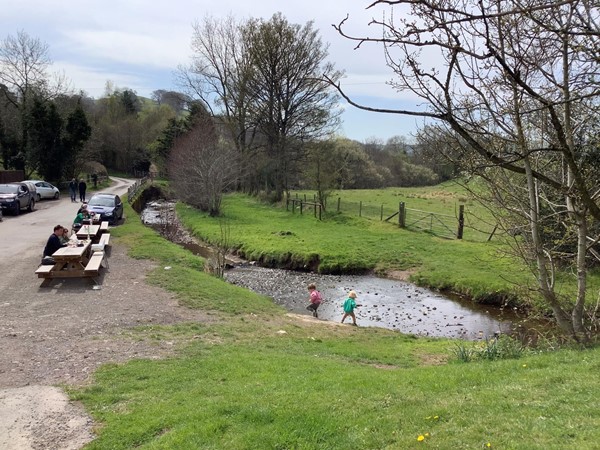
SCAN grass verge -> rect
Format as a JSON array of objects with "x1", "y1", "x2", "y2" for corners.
[{"x1": 70, "y1": 201, "x2": 600, "y2": 449}]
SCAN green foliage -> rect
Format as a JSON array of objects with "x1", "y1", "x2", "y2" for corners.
[{"x1": 452, "y1": 335, "x2": 526, "y2": 362}]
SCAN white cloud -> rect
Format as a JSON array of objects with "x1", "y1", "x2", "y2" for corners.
[
  {"x1": 53, "y1": 61, "x2": 148, "y2": 97},
  {"x1": 60, "y1": 29, "x2": 189, "y2": 69}
]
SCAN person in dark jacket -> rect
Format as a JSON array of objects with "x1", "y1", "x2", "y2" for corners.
[
  {"x1": 78, "y1": 179, "x2": 87, "y2": 202},
  {"x1": 41, "y1": 225, "x2": 67, "y2": 264},
  {"x1": 69, "y1": 178, "x2": 78, "y2": 202}
]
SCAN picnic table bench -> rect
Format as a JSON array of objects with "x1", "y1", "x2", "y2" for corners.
[
  {"x1": 84, "y1": 251, "x2": 105, "y2": 275},
  {"x1": 35, "y1": 238, "x2": 108, "y2": 283}
]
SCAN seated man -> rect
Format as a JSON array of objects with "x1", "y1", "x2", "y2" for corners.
[{"x1": 41, "y1": 225, "x2": 67, "y2": 265}]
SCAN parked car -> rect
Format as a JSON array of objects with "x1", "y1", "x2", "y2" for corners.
[
  {"x1": 0, "y1": 183, "x2": 35, "y2": 215},
  {"x1": 23, "y1": 179, "x2": 60, "y2": 200},
  {"x1": 87, "y1": 193, "x2": 123, "y2": 225}
]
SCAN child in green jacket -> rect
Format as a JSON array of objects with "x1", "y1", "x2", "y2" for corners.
[{"x1": 341, "y1": 291, "x2": 361, "y2": 326}]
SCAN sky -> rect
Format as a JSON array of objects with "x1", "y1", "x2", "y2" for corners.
[{"x1": 1, "y1": 0, "x2": 431, "y2": 143}]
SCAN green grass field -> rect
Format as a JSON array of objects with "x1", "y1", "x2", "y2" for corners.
[
  {"x1": 177, "y1": 193, "x2": 529, "y2": 304},
  {"x1": 71, "y1": 201, "x2": 600, "y2": 449}
]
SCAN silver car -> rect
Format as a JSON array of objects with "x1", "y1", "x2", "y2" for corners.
[{"x1": 23, "y1": 180, "x2": 60, "y2": 201}]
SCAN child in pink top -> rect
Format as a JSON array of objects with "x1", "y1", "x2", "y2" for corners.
[{"x1": 306, "y1": 283, "x2": 322, "y2": 318}]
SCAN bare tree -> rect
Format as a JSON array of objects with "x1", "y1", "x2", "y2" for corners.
[
  {"x1": 330, "y1": 1, "x2": 600, "y2": 340},
  {"x1": 0, "y1": 30, "x2": 69, "y2": 170},
  {"x1": 168, "y1": 113, "x2": 239, "y2": 216},
  {"x1": 245, "y1": 13, "x2": 343, "y2": 200},
  {"x1": 179, "y1": 14, "x2": 342, "y2": 199},
  {"x1": 178, "y1": 15, "x2": 257, "y2": 191}
]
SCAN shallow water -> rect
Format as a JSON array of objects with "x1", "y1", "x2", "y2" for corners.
[
  {"x1": 142, "y1": 200, "x2": 523, "y2": 340},
  {"x1": 225, "y1": 266, "x2": 520, "y2": 340}
]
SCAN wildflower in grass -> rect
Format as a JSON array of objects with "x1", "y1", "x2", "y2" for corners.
[
  {"x1": 434, "y1": 415, "x2": 439, "y2": 420},
  {"x1": 484, "y1": 443, "x2": 492, "y2": 448},
  {"x1": 417, "y1": 435, "x2": 425, "y2": 442},
  {"x1": 522, "y1": 364, "x2": 527, "y2": 368}
]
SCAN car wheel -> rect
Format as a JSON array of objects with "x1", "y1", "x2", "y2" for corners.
[
  {"x1": 37, "y1": 193, "x2": 41, "y2": 202},
  {"x1": 54, "y1": 192, "x2": 59, "y2": 199},
  {"x1": 28, "y1": 199, "x2": 35, "y2": 212}
]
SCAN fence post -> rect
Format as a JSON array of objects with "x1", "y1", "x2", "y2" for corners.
[
  {"x1": 314, "y1": 202, "x2": 317, "y2": 218},
  {"x1": 457, "y1": 205, "x2": 465, "y2": 239},
  {"x1": 399, "y1": 202, "x2": 406, "y2": 228},
  {"x1": 304, "y1": 194, "x2": 307, "y2": 202},
  {"x1": 318, "y1": 204, "x2": 322, "y2": 221},
  {"x1": 359, "y1": 201, "x2": 362, "y2": 217},
  {"x1": 380, "y1": 204, "x2": 384, "y2": 221},
  {"x1": 286, "y1": 198, "x2": 289, "y2": 211},
  {"x1": 300, "y1": 201, "x2": 303, "y2": 215},
  {"x1": 337, "y1": 197, "x2": 341, "y2": 212}
]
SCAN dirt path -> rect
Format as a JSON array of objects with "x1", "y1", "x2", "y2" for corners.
[{"x1": 0, "y1": 179, "x2": 210, "y2": 449}]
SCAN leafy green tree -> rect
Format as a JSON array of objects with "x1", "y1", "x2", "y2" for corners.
[
  {"x1": 63, "y1": 101, "x2": 91, "y2": 178},
  {"x1": 26, "y1": 97, "x2": 63, "y2": 180}
]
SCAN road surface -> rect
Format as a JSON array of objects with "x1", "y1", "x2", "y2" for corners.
[{"x1": 0, "y1": 177, "x2": 133, "y2": 262}]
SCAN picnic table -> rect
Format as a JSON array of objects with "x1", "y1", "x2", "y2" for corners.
[
  {"x1": 76, "y1": 224, "x2": 100, "y2": 240},
  {"x1": 35, "y1": 239, "x2": 106, "y2": 282}
]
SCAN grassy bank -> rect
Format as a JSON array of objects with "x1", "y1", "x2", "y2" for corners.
[
  {"x1": 71, "y1": 202, "x2": 600, "y2": 449},
  {"x1": 177, "y1": 194, "x2": 530, "y2": 303}
]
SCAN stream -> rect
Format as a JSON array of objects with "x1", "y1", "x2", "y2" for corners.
[{"x1": 142, "y1": 200, "x2": 527, "y2": 340}]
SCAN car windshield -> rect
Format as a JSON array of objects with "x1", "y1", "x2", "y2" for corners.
[
  {"x1": 88, "y1": 196, "x2": 115, "y2": 207},
  {"x1": 0, "y1": 185, "x2": 18, "y2": 194}
]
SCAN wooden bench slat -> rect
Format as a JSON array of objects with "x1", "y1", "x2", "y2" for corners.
[
  {"x1": 84, "y1": 252, "x2": 104, "y2": 273},
  {"x1": 99, "y1": 233, "x2": 110, "y2": 246},
  {"x1": 35, "y1": 265, "x2": 54, "y2": 276}
]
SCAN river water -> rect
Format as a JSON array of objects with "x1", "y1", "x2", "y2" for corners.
[{"x1": 142, "y1": 200, "x2": 524, "y2": 340}]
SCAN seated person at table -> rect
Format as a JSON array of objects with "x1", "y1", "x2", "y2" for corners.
[
  {"x1": 77, "y1": 203, "x2": 88, "y2": 214},
  {"x1": 41, "y1": 225, "x2": 67, "y2": 265},
  {"x1": 73, "y1": 208, "x2": 89, "y2": 231},
  {"x1": 59, "y1": 227, "x2": 71, "y2": 245}
]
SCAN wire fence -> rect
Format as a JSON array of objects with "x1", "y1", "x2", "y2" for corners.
[{"x1": 287, "y1": 193, "x2": 497, "y2": 241}]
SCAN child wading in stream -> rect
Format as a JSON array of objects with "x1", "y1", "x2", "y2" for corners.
[
  {"x1": 306, "y1": 283, "x2": 322, "y2": 318},
  {"x1": 341, "y1": 291, "x2": 362, "y2": 326}
]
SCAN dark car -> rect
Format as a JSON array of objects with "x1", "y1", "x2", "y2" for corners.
[
  {"x1": 0, "y1": 183, "x2": 35, "y2": 215},
  {"x1": 87, "y1": 193, "x2": 123, "y2": 225}
]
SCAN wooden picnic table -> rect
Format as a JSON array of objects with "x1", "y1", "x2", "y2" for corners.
[
  {"x1": 35, "y1": 240, "x2": 97, "y2": 280},
  {"x1": 76, "y1": 224, "x2": 100, "y2": 240}
]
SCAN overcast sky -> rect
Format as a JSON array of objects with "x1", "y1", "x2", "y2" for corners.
[{"x1": 1, "y1": 0, "x2": 430, "y2": 142}]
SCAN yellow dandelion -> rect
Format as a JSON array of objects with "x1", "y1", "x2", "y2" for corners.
[
  {"x1": 434, "y1": 415, "x2": 439, "y2": 420},
  {"x1": 522, "y1": 364, "x2": 527, "y2": 368},
  {"x1": 417, "y1": 435, "x2": 425, "y2": 442},
  {"x1": 486, "y1": 443, "x2": 492, "y2": 448}
]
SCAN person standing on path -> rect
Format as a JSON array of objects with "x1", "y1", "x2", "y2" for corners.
[
  {"x1": 306, "y1": 283, "x2": 323, "y2": 318},
  {"x1": 68, "y1": 178, "x2": 77, "y2": 202},
  {"x1": 78, "y1": 179, "x2": 87, "y2": 202},
  {"x1": 341, "y1": 291, "x2": 361, "y2": 326}
]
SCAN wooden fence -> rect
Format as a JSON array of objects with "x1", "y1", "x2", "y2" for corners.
[
  {"x1": 286, "y1": 193, "x2": 466, "y2": 240},
  {"x1": 127, "y1": 176, "x2": 149, "y2": 203}
]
